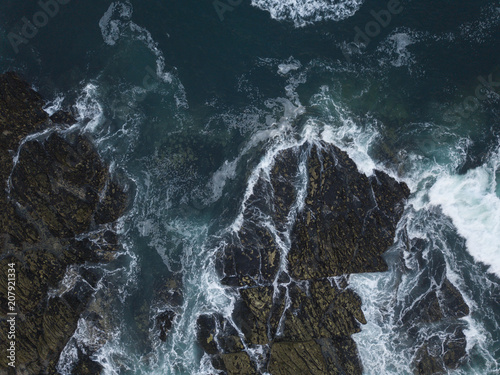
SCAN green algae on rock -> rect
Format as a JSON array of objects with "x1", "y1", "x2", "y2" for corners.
[{"x1": 0, "y1": 72, "x2": 128, "y2": 374}]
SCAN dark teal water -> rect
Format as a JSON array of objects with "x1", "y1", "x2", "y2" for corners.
[{"x1": 1, "y1": 1, "x2": 499, "y2": 374}]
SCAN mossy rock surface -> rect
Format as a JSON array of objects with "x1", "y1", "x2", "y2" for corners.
[
  {"x1": 288, "y1": 143, "x2": 409, "y2": 280},
  {"x1": 0, "y1": 72, "x2": 127, "y2": 373},
  {"x1": 200, "y1": 141, "x2": 411, "y2": 374}
]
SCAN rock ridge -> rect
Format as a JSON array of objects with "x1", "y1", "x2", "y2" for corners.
[{"x1": 0, "y1": 72, "x2": 128, "y2": 375}]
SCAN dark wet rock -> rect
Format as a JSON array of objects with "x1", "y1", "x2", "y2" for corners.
[
  {"x1": 439, "y1": 278, "x2": 470, "y2": 319},
  {"x1": 71, "y1": 346, "x2": 103, "y2": 375},
  {"x1": 327, "y1": 336, "x2": 364, "y2": 375},
  {"x1": 153, "y1": 275, "x2": 184, "y2": 310},
  {"x1": 217, "y1": 222, "x2": 281, "y2": 287},
  {"x1": 413, "y1": 344, "x2": 446, "y2": 375},
  {"x1": 216, "y1": 352, "x2": 258, "y2": 375},
  {"x1": 234, "y1": 286, "x2": 277, "y2": 345},
  {"x1": 79, "y1": 267, "x2": 104, "y2": 288},
  {"x1": 157, "y1": 310, "x2": 176, "y2": 342},
  {"x1": 150, "y1": 275, "x2": 183, "y2": 342},
  {"x1": 268, "y1": 337, "x2": 363, "y2": 375},
  {"x1": 0, "y1": 72, "x2": 127, "y2": 373},
  {"x1": 0, "y1": 72, "x2": 48, "y2": 186},
  {"x1": 10, "y1": 132, "x2": 111, "y2": 237},
  {"x1": 401, "y1": 277, "x2": 469, "y2": 325},
  {"x1": 412, "y1": 328, "x2": 467, "y2": 374},
  {"x1": 200, "y1": 141, "x2": 410, "y2": 374},
  {"x1": 280, "y1": 280, "x2": 366, "y2": 341},
  {"x1": 94, "y1": 179, "x2": 129, "y2": 225},
  {"x1": 268, "y1": 341, "x2": 328, "y2": 375},
  {"x1": 197, "y1": 314, "x2": 220, "y2": 355},
  {"x1": 288, "y1": 144, "x2": 409, "y2": 280},
  {"x1": 269, "y1": 147, "x2": 299, "y2": 231},
  {"x1": 197, "y1": 313, "x2": 245, "y2": 356},
  {"x1": 443, "y1": 328, "x2": 467, "y2": 369},
  {"x1": 402, "y1": 290, "x2": 443, "y2": 324},
  {"x1": 50, "y1": 109, "x2": 77, "y2": 126}
]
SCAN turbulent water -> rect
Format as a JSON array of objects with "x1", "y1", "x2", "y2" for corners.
[{"x1": 1, "y1": 0, "x2": 500, "y2": 374}]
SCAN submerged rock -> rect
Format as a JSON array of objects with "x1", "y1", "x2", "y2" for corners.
[
  {"x1": 401, "y1": 237, "x2": 470, "y2": 374},
  {"x1": 0, "y1": 72, "x2": 128, "y2": 373},
  {"x1": 443, "y1": 328, "x2": 467, "y2": 369},
  {"x1": 413, "y1": 344, "x2": 446, "y2": 375},
  {"x1": 156, "y1": 310, "x2": 176, "y2": 342},
  {"x1": 413, "y1": 328, "x2": 467, "y2": 374}
]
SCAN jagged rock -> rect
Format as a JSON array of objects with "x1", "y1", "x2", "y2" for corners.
[
  {"x1": 197, "y1": 313, "x2": 245, "y2": 356},
  {"x1": 412, "y1": 328, "x2": 467, "y2": 374},
  {"x1": 0, "y1": 72, "x2": 49, "y2": 187},
  {"x1": 269, "y1": 147, "x2": 299, "y2": 231},
  {"x1": 197, "y1": 314, "x2": 221, "y2": 355},
  {"x1": 200, "y1": 141, "x2": 410, "y2": 374},
  {"x1": 413, "y1": 344, "x2": 446, "y2": 375},
  {"x1": 439, "y1": 278, "x2": 470, "y2": 319},
  {"x1": 401, "y1": 277, "x2": 469, "y2": 325},
  {"x1": 157, "y1": 310, "x2": 176, "y2": 342},
  {"x1": 50, "y1": 110, "x2": 77, "y2": 126},
  {"x1": 281, "y1": 280, "x2": 366, "y2": 341},
  {"x1": 216, "y1": 352, "x2": 258, "y2": 375},
  {"x1": 443, "y1": 329, "x2": 467, "y2": 369},
  {"x1": 0, "y1": 72, "x2": 127, "y2": 373},
  {"x1": 268, "y1": 337, "x2": 363, "y2": 375},
  {"x1": 71, "y1": 346, "x2": 103, "y2": 375},
  {"x1": 217, "y1": 222, "x2": 281, "y2": 287},
  {"x1": 288, "y1": 144, "x2": 409, "y2": 279},
  {"x1": 10, "y1": 132, "x2": 109, "y2": 237},
  {"x1": 233, "y1": 286, "x2": 280, "y2": 345},
  {"x1": 326, "y1": 336, "x2": 364, "y2": 375},
  {"x1": 268, "y1": 341, "x2": 328, "y2": 375},
  {"x1": 402, "y1": 290, "x2": 443, "y2": 324}
]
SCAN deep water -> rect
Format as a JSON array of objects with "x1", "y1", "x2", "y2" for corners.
[{"x1": 1, "y1": 0, "x2": 499, "y2": 374}]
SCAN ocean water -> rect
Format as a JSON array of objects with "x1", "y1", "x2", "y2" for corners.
[{"x1": 1, "y1": 0, "x2": 499, "y2": 374}]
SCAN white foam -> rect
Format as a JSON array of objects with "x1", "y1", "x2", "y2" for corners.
[
  {"x1": 374, "y1": 29, "x2": 423, "y2": 74},
  {"x1": 205, "y1": 159, "x2": 238, "y2": 204},
  {"x1": 313, "y1": 85, "x2": 379, "y2": 176},
  {"x1": 277, "y1": 59, "x2": 301, "y2": 75},
  {"x1": 429, "y1": 147, "x2": 500, "y2": 277},
  {"x1": 75, "y1": 83, "x2": 104, "y2": 133},
  {"x1": 99, "y1": 2, "x2": 133, "y2": 46},
  {"x1": 350, "y1": 272, "x2": 410, "y2": 374},
  {"x1": 387, "y1": 32, "x2": 414, "y2": 67},
  {"x1": 43, "y1": 94, "x2": 65, "y2": 116},
  {"x1": 98, "y1": 1, "x2": 187, "y2": 109},
  {"x1": 251, "y1": 0, "x2": 364, "y2": 27}
]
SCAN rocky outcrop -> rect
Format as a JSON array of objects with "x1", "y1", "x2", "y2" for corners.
[
  {"x1": 200, "y1": 142, "x2": 410, "y2": 374},
  {"x1": 288, "y1": 146, "x2": 409, "y2": 279},
  {"x1": 0, "y1": 72, "x2": 128, "y2": 374},
  {"x1": 402, "y1": 277, "x2": 469, "y2": 325},
  {"x1": 401, "y1": 236, "x2": 470, "y2": 373}
]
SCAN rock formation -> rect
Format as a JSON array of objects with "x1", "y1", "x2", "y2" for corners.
[
  {"x1": 0, "y1": 72, "x2": 127, "y2": 374},
  {"x1": 198, "y1": 142, "x2": 411, "y2": 374}
]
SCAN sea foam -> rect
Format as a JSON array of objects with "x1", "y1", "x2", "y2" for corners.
[
  {"x1": 251, "y1": 0, "x2": 364, "y2": 27},
  {"x1": 429, "y1": 147, "x2": 500, "y2": 277}
]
